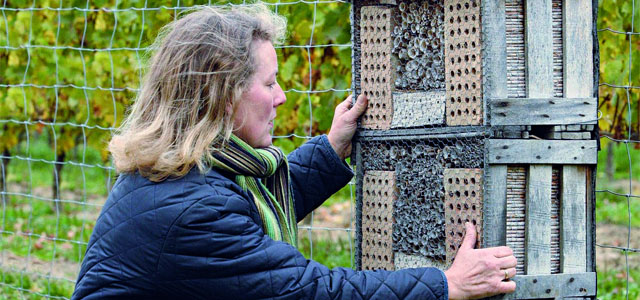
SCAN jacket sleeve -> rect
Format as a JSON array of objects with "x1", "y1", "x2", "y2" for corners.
[
  {"x1": 156, "y1": 190, "x2": 448, "y2": 300},
  {"x1": 288, "y1": 135, "x2": 354, "y2": 222}
]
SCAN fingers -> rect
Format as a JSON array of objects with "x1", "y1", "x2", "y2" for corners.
[
  {"x1": 497, "y1": 255, "x2": 517, "y2": 269},
  {"x1": 459, "y1": 222, "x2": 477, "y2": 250},
  {"x1": 502, "y1": 267, "x2": 517, "y2": 280},
  {"x1": 496, "y1": 280, "x2": 517, "y2": 294},
  {"x1": 344, "y1": 94, "x2": 368, "y2": 120},
  {"x1": 334, "y1": 95, "x2": 353, "y2": 113},
  {"x1": 491, "y1": 246, "x2": 514, "y2": 258}
]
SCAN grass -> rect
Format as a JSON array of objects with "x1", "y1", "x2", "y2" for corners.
[
  {"x1": 298, "y1": 232, "x2": 354, "y2": 269},
  {"x1": 595, "y1": 140, "x2": 640, "y2": 226},
  {"x1": 598, "y1": 268, "x2": 640, "y2": 300},
  {"x1": 0, "y1": 269, "x2": 75, "y2": 300}
]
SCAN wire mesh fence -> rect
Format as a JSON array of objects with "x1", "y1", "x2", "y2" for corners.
[
  {"x1": 596, "y1": 2, "x2": 640, "y2": 299},
  {"x1": 0, "y1": 0, "x2": 637, "y2": 299},
  {"x1": 0, "y1": 0, "x2": 353, "y2": 298}
]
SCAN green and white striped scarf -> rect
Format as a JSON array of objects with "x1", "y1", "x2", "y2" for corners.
[{"x1": 209, "y1": 135, "x2": 297, "y2": 247}]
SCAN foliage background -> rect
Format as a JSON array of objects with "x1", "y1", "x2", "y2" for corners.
[{"x1": 0, "y1": 0, "x2": 638, "y2": 299}]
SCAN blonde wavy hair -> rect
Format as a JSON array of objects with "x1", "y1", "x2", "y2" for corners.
[{"x1": 109, "y1": 3, "x2": 286, "y2": 182}]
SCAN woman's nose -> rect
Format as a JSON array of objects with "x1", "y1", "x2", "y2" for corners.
[{"x1": 274, "y1": 83, "x2": 286, "y2": 107}]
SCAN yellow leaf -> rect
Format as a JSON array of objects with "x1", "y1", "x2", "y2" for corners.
[
  {"x1": 95, "y1": 12, "x2": 107, "y2": 31},
  {"x1": 8, "y1": 51, "x2": 20, "y2": 66}
]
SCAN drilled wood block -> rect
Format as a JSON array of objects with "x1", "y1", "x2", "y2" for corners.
[
  {"x1": 506, "y1": 166, "x2": 526, "y2": 274},
  {"x1": 360, "y1": 6, "x2": 394, "y2": 130},
  {"x1": 444, "y1": 168, "x2": 483, "y2": 265},
  {"x1": 362, "y1": 170, "x2": 395, "y2": 270},
  {"x1": 444, "y1": 0, "x2": 482, "y2": 126},
  {"x1": 391, "y1": 91, "x2": 445, "y2": 128},
  {"x1": 394, "y1": 252, "x2": 447, "y2": 270}
]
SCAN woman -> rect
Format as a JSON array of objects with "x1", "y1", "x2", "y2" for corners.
[{"x1": 72, "y1": 4, "x2": 517, "y2": 299}]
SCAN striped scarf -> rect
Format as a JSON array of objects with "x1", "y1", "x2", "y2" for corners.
[{"x1": 209, "y1": 135, "x2": 297, "y2": 247}]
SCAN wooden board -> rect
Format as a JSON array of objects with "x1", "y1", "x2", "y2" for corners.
[
  {"x1": 489, "y1": 97, "x2": 597, "y2": 125},
  {"x1": 561, "y1": 165, "x2": 587, "y2": 273},
  {"x1": 481, "y1": 0, "x2": 507, "y2": 124},
  {"x1": 525, "y1": 0, "x2": 554, "y2": 98},
  {"x1": 563, "y1": 0, "x2": 593, "y2": 99},
  {"x1": 504, "y1": 272, "x2": 596, "y2": 299},
  {"x1": 484, "y1": 165, "x2": 507, "y2": 247},
  {"x1": 486, "y1": 139, "x2": 597, "y2": 164},
  {"x1": 525, "y1": 165, "x2": 552, "y2": 274}
]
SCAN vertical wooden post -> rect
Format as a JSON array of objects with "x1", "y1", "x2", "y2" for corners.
[
  {"x1": 525, "y1": 0, "x2": 554, "y2": 98},
  {"x1": 482, "y1": 0, "x2": 507, "y2": 119},
  {"x1": 561, "y1": 0, "x2": 593, "y2": 274},
  {"x1": 561, "y1": 166, "x2": 587, "y2": 273},
  {"x1": 563, "y1": 0, "x2": 593, "y2": 99},
  {"x1": 484, "y1": 165, "x2": 507, "y2": 247},
  {"x1": 525, "y1": 165, "x2": 552, "y2": 274}
]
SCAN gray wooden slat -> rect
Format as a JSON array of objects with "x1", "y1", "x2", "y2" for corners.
[
  {"x1": 525, "y1": 0, "x2": 554, "y2": 98},
  {"x1": 503, "y1": 272, "x2": 596, "y2": 299},
  {"x1": 482, "y1": 0, "x2": 507, "y2": 124},
  {"x1": 487, "y1": 140, "x2": 597, "y2": 164},
  {"x1": 525, "y1": 165, "x2": 552, "y2": 274},
  {"x1": 561, "y1": 165, "x2": 587, "y2": 273},
  {"x1": 563, "y1": 0, "x2": 593, "y2": 99},
  {"x1": 489, "y1": 97, "x2": 597, "y2": 125},
  {"x1": 484, "y1": 165, "x2": 507, "y2": 247}
]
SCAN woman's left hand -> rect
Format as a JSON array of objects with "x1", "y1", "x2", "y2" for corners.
[{"x1": 328, "y1": 94, "x2": 368, "y2": 160}]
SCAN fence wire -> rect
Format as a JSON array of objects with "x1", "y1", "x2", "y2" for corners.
[
  {"x1": 596, "y1": 1, "x2": 640, "y2": 298},
  {"x1": 0, "y1": 1, "x2": 352, "y2": 299},
  {"x1": 0, "y1": 1, "x2": 638, "y2": 299}
]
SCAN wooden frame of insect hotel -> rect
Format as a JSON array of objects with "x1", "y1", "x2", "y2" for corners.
[{"x1": 351, "y1": 0, "x2": 599, "y2": 298}]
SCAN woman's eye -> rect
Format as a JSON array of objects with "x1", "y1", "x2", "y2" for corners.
[{"x1": 267, "y1": 83, "x2": 276, "y2": 89}]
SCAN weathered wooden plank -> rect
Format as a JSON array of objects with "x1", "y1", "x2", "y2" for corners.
[
  {"x1": 503, "y1": 272, "x2": 596, "y2": 299},
  {"x1": 487, "y1": 140, "x2": 597, "y2": 164},
  {"x1": 563, "y1": 0, "x2": 593, "y2": 99},
  {"x1": 484, "y1": 165, "x2": 507, "y2": 247},
  {"x1": 482, "y1": 0, "x2": 507, "y2": 124},
  {"x1": 525, "y1": 0, "x2": 554, "y2": 98},
  {"x1": 525, "y1": 165, "x2": 552, "y2": 274},
  {"x1": 561, "y1": 165, "x2": 587, "y2": 273},
  {"x1": 489, "y1": 97, "x2": 597, "y2": 125}
]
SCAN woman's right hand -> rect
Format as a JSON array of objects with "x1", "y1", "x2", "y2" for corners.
[{"x1": 444, "y1": 223, "x2": 518, "y2": 299}]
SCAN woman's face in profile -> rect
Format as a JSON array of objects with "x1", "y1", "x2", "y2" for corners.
[{"x1": 234, "y1": 40, "x2": 286, "y2": 148}]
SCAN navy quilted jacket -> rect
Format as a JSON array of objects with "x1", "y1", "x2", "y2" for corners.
[{"x1": 72, "y1": 135, "x2": 448, "y2": 299}]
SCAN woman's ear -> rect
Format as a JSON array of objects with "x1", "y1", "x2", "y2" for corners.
[{"x1": 225, "y1": 101, "x2": 233, "y2": 116}]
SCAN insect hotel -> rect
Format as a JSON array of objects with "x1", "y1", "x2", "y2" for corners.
[{"x1": 351, "y1": 0, "x2": 598, "y2": 298}]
